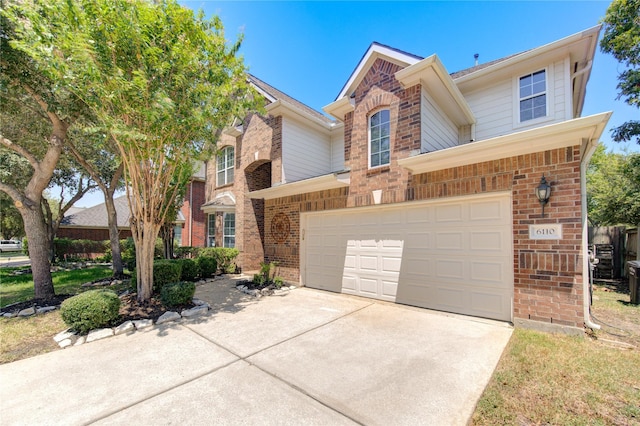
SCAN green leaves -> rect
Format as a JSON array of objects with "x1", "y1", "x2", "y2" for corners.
[{"x1": 601, "y1": 0, "x2": 640, "y2": 144}]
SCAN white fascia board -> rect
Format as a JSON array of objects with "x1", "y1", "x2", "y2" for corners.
[
  {"x1": 323, "y1": 96, "x2": 355, "y2": 121},
  {"x1": 266, "y1": 100, "x2": 335, "y2": 133},
  {"x1": 398, "y1": 112, "x2": 611, "y2": 174},
  {"x1": 223, "y1": 126, "x2": 243, "y2": 137},
  {"x1": 248, "y1": 172, "x2": 350, "y2": 200},
  {"x1": 336, "y1": 44, "x2": 421, "y2": 101},
  {"x1": 454, "y1": 25, "x2": 601, "y2": 86},
  {"x1": 250, "y1": 81, "x2": 277, "y2": 103},
  {"x1": 395, "y1": 54, "x2": 476, "y2": 126}
]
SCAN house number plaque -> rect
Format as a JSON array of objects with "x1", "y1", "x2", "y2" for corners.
[
  {"x1": 529, "y1": 224, "x2": 563, "y2": 240},
  {"x1": 271, "y1": 213, "x2": 290, "y2": 243}
]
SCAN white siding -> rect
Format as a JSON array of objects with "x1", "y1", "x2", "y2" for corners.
[
  {"x1": 421, "y1": 89, "x2": 459, "y2": 152},
  {"x1": 464, "y1": 79, "x2": 513, "y2": 141},
  {"x1": 330, "y1": 132, "x2": 345, "y2": 171},
  {"x1": 461, "y1": 58, "x2": 570, "y2": 141},
  {"x1": 281, "y1": 117, "x2": 332, "y2": 183}
]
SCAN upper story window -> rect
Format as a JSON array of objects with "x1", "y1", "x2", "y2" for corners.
[
  {"x1": 519, "y1": 70, "x2": 546, "y2": 122},
  {"x1": 369, "y1": 109, "x2": 390, "y2": 168},
  {"x1": 217, "y1": 146, "x2": 234, "y2": 186}
]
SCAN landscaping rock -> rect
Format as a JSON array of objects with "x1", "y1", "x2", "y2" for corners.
[
  {"x1": 156, "y1": 311, "x2": 181, "y2": 325},
  {"x1": 3, "y1": 312, "x2": 16, "y2": 318},
  {"x1": 54, "y1": 329, "x2": 76, "y2": 344},
  {"x1": 86, "y1": 328, "x2": 114, "y2": 343},
  {"x1": 192, "y1": 298, "x2": 208, "y2": 306},
  {"x1": 289, "y1": 286, "x2": 297, "y2": 290},
  {"x1": 18, "y1": 307, "x2": 35, "y2": 317},
  {"x1": 74, "y1": 336, "x2": 86, "y2": 346},
  {"x1": 58, "y1": 339, "x2": 74, "y2": 349},
  {"x1": 181, "y1": 306, "x2": 208, "y2": 318},
  {"x1": 114, "y1": 321, "x2": 135, "y2": 335},
  {"x1": 133, "y1": 319, "x2": 154, "y2": 330},
  {"x1": 36, "y1": 306, "x2": 57, "y2": 314}
]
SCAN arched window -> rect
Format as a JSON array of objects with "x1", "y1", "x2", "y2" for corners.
[
  {"x1": 369, "y1": 109, "x2": 390, "y2": 168},
  {"x1": 217, "y1": 146, "x2": 234, "y2": 186}
]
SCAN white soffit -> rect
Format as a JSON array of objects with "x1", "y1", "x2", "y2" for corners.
[
  {"x1": 266, "y1": 99, "x2": 336, "y2": 133},
  {"x1": 323, "y1": 96, "x2": 355, "y2": 121},
  {"x1": 395, "y1": 54, "x2": 476, "y2": 126},
  {"x1": 248, "y1": 172, "x2": 350, "y2": 200},
  {"x1": 398, "y1": 112, "x2": 611, "y2": 174}
]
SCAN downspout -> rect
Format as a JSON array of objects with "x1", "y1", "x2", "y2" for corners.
[
  {"x1": 188, "y1": 182, "x2": 193, "y2": 247},
  {"x1": 581, "y1": 138, "x2": 601, "y2": 330}
]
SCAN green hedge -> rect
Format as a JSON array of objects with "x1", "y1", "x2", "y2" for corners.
[
  {"x1": 160, "y1": 281, "x2": 195, "y2": 307},
  {"x1": 178, "y1": 258, "x2": 199, "y2": 281},
  {"x1": 196, "y1": 256, "x2": 217, "y2": 279},
  {"x1": 60, "y1": 290, "x2": 121, "y2": 334},
  {"x1": 199, "y1": 247, "x2": 239, "y2": 274}
]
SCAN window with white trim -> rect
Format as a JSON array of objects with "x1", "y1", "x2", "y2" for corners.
[
  {"x1": 217, "y1": 146, "x2": 234, "y2": 186},
  {"x1": 519, "y1": 70, "x2": 546, "y2": 122},
  {"x1": 223, "y1": 213, "x2": 235, "y2": 248},
  {"x1": 369, "y1": 109, "x2": 390, "y2": 168},
  {"x1": 207, "y1": 214, "x2": 216, "y2": 247},
  {"x1": 173, "y1": 225, "x2": 182, "y2": 247}
]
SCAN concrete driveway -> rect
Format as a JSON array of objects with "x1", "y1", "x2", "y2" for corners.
[{"x1": 0, "y1": 281, "x2": 512, "y2": 425}]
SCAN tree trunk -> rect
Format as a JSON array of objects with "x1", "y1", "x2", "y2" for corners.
[
  {"x1": 20, "y1": 204, "x2": 55, "y2": 300},
  {"x1": 160, "y1": 224, "x2": 174, "y2": 259},
  {"x1": 135, "y1": 220, "x2": 160, "y2": 301},
  {"x1": 104, "y1": 194, "x2": 124, "y2": 278}
]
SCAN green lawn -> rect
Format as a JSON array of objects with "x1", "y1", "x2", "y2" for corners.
[
  {"x1": 472, "y1": 283, "x2": 640, "y2": 425},
  {"x1": 0, "y1": 266, "x2": 114, "y2": 307}
]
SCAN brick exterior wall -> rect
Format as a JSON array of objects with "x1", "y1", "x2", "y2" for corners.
[
  {"x1": 179, "y1": 180, "x2": 206, "y2": 247},
  {"x1": 57, "y1": 227, "x2": 132, "y2": 240}
]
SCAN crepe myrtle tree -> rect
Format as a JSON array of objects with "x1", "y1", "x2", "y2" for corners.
[{"x1": 5, "y1": 0, "x2": 262, "y2": 301}]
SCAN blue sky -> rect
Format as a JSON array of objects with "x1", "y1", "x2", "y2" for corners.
[{"x1": 75, "y1": 0, "x2": 637, "y2": 207}]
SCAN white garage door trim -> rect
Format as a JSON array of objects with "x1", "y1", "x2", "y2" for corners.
[{"x1": 300, "y1": 192, "x2": 514, "y2": 322}]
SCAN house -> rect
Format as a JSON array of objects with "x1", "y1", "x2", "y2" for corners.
[
  {"x1": 203, "y1": 26, "x2": 610, "y2": 333},
  {"x1": 59, "y1": 163, "x2": 207, "y2": 247}
]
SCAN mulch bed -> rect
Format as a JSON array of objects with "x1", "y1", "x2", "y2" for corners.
[{"x1": 1, "y1": 292, "x2": 194, "y2": 323}]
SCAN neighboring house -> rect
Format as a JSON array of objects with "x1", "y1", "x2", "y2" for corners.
[
  {"x1": 209, "y1": 26, "x2": 610, "y2": 333},
  {"x1": 59, "y1": 164, "x2": 206, "y2": 247}
]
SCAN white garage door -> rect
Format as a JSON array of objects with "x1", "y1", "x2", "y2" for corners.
[{"x1": 302, "y1": 193, "x2": 513, "y2": 321}]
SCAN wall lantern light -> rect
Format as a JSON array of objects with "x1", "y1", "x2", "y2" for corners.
[{"x1": 535, "y1": 174, "x2": 551, "y2": 217}]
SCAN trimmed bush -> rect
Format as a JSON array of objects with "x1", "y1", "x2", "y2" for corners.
[
  {"x1": 160, "y1": 281, "x2": 195, "y2": 307},
  {"x1": 153, "y1": 260, "x2": 182, "y2": 292},
  {"x1": 178, "y1": 258, "x2": 199, "y2": 281},
  {"x1": 196, "y1": 256, "x2": 217, "y2": 279},
  {"x1": 199, "y1": 247, "x2": 239, "y2": 274},
  {"x1": 60, "y1": 290, "x2": 121, "y2": 334}
]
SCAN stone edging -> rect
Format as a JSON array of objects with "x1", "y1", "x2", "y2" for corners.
[
  {"x1": 53, "y1": 283, "x2": 298, "y2": 349},
  {"x1": 53, "y1": 298, "x2": 212, "y2": 349}
]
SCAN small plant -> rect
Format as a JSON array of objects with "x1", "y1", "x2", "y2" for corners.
[
  {"x1": 160, "y1": 281, "x2": 196, "y2": 307},
  {"x1": 196, "y1": 256, "x2": 217, "y2": 279},
  {"x1": 60, "y1": 289, "x2": 121, "y2": 334},
  {"x1": 251, "y1": 261, "x2": 285, "y2": 288},
  {"x1": 178, "y1": 258, "x2": 199, "y2": 281}
]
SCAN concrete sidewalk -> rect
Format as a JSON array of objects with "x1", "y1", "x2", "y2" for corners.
[{"x1": 0, "y1": 281, "x2": 512, "y2": 425}]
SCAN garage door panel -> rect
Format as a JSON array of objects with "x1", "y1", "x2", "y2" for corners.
[
  {"x1": 303, "y1": 194, "x2": 513, "y2": 321},
  {"x1": 435, "y1": 259, "x2": 466, "y2": 280},
  {"x1": 435, "y1": 232, "x2": 464, "y2": 250},
  {"x1": 435, "y1": 203, "x2": 464, "y2": 222}
]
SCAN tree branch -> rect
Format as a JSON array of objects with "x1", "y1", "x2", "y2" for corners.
[{"x1": 0, "y1": 134, "x2": 40, "y2": 170}]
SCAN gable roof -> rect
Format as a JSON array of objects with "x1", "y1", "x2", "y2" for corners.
[
  {"x1": 248, "y1": 74, "x2": 335, "y2": 126},
  {"x1": 335, "y1": 42, "x2": 423, "y2": 101},
  {"x1": 60, "y1": 195, "x2": 131, "y2": 229}
]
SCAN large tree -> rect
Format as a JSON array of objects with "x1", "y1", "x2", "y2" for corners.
[
  {"x1": 601, "y1": 0, "x2": 640, "y2": 144},
  {"x1": 587, "y1": 144, "x2": 640, "y2": 225},
  {"x1": 6, "y1": 0, "x2": 261, "y2": 301},
  {"x1": 0, "y1": 19, "x2": 82, "y2": 299}
]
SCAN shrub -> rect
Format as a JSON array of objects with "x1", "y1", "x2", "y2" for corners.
[
  {"x1": 60, "y1": 290, "x2": 121, "y2": 334},
  {"x1": 196, "y1": 256, "x2": 217, "y2": 279},
  {"x1": 120, "y1": 237, "x2": 165, "y2": 270},
  {"x1": 160, "y1": 281, "x2": 195, "y2": 307},
  {"x1": 174, "y1": 246, "x2": 201, "y2": 259},
  {"x1": 199, "y1": 247, "x2": 239, "y2": 274},
  {"x1": 178, "y1": 258, "x2": 199, "y2": 281},
  {"x1": 152, "y1": 260, "x2": 182, "y2": 292}
]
